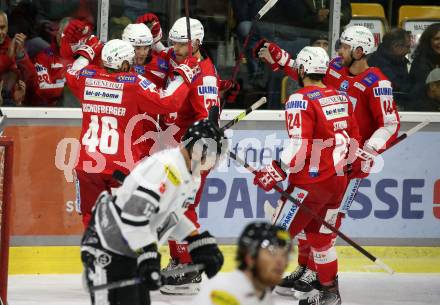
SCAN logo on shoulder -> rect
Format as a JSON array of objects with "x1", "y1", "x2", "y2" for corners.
[
  {"x1": 339, "y1": 80, "x2": 349, "y2": 91},
  {"x1": 331, "y1": 58, "x2": 343, "y2": 70},
  {"x1": 139, "y1": 77, "x2": 153, "y2": 90},
  {"x1": 158, "y1": 58, "x2": 169, "y2": 71},
  {"x1": 361, "y1": 72, "x2": 379, "y2": 87},
  {"x1": 306, "y1": 90, "x2": 322, "y2": 100},
  {"x1": 117, "y1": 75, "x2": 137, "y2": 83},
  {"x1": 197, "y1": 85, "x2": 218, "y2": 96},
  {"x1": 80, "y1": 69, "x2": 96, "y2": 77},
  {"x1": 286, "y1": 99, "x2": 308, "y2": 110},
  {"x1": 134, "y1": 65, "x2": 145, "y2": 75},
  {"x1": 373, "y1": 86, "x2": 393, "y2": 97}
]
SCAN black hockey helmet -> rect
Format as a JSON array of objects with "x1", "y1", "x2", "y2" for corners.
[
  {"x1": 236, "y1": 221, "x2": 292, "y2": 270},
  {"x1": 182, "y1": 117, "x2": 226, "y2": 158}
]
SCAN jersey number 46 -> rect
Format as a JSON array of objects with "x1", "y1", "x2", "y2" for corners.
[{"x1": 82, "y1": 115, "x2": 119, "y2": 155}]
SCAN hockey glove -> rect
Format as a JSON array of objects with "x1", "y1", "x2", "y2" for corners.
[
  {"x1": 136, "y1": 13, "x2": 163, "y2": 43},
  {"x1": 74, "y1": 35, "x2": 103, "y2": 62},
  {"x1": 253, "y1": 160, "x2": 287, "y2": 192},
  {"x1": 174, "y1": 56, "x2": 200, "y2": 85},
  {"x1": 257, "y1": 41, "x2": 291, "y2": 72},
  {"x1": 63, "y1": 19, "x2": 93, "y2": 44},
  {"x1": 185, "y1": 231, "x2": 224, "y2": 278},
  {"x1": 219, "y1": 79, "x2": 240, "y2": 103},
  {"x1": 137, "y1": 243, "x2": 162, "y2": 290}
]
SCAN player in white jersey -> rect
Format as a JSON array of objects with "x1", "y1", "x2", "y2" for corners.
[
  {"x1": 80, "y1": 118, "x2": 226, "y2": 305},
  {"x1": 191, "y1": 222, "x2": 292, "y2": 305}
]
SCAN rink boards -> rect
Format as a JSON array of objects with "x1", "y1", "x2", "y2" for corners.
[{"x1": 2, "y1": 108, "x2": 440, "y2": 274}]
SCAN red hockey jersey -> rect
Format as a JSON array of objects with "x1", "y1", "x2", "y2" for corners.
[
  {"x1": 281, "y1": 85, "x2": 360, "y2": 184},
  {"x1": 65, "y1": 64, "x2": 189, "y2": 175},
  {"x1": 323, "y1": 57, "x2": 400, "y2": 152}
]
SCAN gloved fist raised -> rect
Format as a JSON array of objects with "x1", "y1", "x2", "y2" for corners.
[
  {"x1": 254, "y1": 39, "x2": 291, "y2": 71},
  {"x1": 219, "y1": 79, "x2": 240, "y2": 103},
  {"x1": 253, "y1": 160, "x2": 286, "y2": 192},
  {"x1": 136, "y1": 13, "x2": 162, "y2": 43},
  {"x1": 63, "y1": 19, "x2": 93, "y2": 43},
  {"x1": 74, "y1": 35, "x2": 103, "y2": 62},
  {"x1": 185, "y1": 231, "x2": 224, "y2": 278},
  {"x1": 137, "y1": 243, "x2": 161, "y2": 290},
  {"x1": 174, "y1": 56, "x2": 200, "y2": 84}
]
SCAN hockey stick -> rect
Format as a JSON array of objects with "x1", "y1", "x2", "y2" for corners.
[
  {"x1": 220, "y1": 0, "x2": 279, "y2": 110},
  {"x1": 228, "y1": 150, "x2": 394, "y2": 274},
  {"x1": 184, "y1": 0, "x2": 193, "y2": 56},
  {"x1": 340, "y1": 120, "x2": 431, "y2": 214},
  {"x1": 220, "y1": 97, "x2": 267, "y2": 131},
  {"x1": 90, "y1": 263, "x2": 205, "y2": 292},
  {"x1": 0, "y1": 115, "x2": 7, "y2": 136}
]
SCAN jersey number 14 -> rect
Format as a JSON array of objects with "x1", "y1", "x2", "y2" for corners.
[{"x1": 82, "y1": 115, "x2": 119, "y2": 154}]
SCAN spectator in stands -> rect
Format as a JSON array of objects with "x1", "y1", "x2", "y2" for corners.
[
  {"x1": 310, "y1": 33, "x2": 329, "y2": 51},
  {"x1": 0, "y1": 9, "x2": 27, "y2": 106},
  {"x1": 299, "y1": 0, "x2": 352, "y2": 31},
  {"x1": 422, "y1": 68, "x2": 440, "y2": 111},
  {"x1": 408, "y1": 23, "x2": 440, "y2": 111},
  {"x1": 368, "y1": 28, "x2": 411, "y2": 108}
]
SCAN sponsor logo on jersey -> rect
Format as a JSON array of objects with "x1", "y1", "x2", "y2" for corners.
[
  {"x1": 165, "y1": 164, "x2": 181, "y2": 186},
  {"x1": 116, "y1": 75, "x2": 137, "y2": 83},
  {"x1": 197, "y1": 85, "x2": 218, "y2": 95},
  {"x1": 134, "y1": 65, "x2": 145, "y2": 75},
  {"x1": 322, "y1": 103, "x2": 348, "y2": 120},
  {"x1": 333, "y1": 120, "x2": 348, "y2": 131},
  {"x1": 329, "y1": 69, "x2": 341, "y2": 79},
  {"x1": 339, "y1": 80, "x2": 349, "y2": 91},
  {"x1": 139, "y1": 78, "x2": 154, "y2": 90},
  {"x1": 354, "y1": 82, "x2": 366, "y2": 92},
  {"x1": 158, "y1": 58, "x2": 169, "y2": 71},
  {"x1": 80, "y1": 69, "x2": 96, "y2": 77},
  {"x1": 85, "y1": 78, "x2": 124, "y2": 90},
  {"x1": 84, "y1": 87, "x2": 123, "y2": 104},
  {"x1": 307, "y1": 90, "x2": 322, "y2": 100},
  {"x1": 35, "y1": 63, "x2": 48, "y2": 73},
  {"x1": 331, "y1": 58, "x2": 343, "y2": 70},
  {"x1": 361, "y1": 72, "x2": 379, "y2": 87},
  {"x1": 318, "y1": 94, "x2": 348, "y2": 107},
  {"x1": 96, "y1": 253, "x2": 112, "y2": 268},
  {"x1": 286, "y1": 99, "x2": 308, "y2": 110},
  {"x1": 51, "y1": 63, "x2": 64, "y2": 69},
  {"x1": 373, "y1": 86, "x2": 393, "y2": 97},
  {"x1": 309, "y1": 166, "x2": 319, "y2": 177}
]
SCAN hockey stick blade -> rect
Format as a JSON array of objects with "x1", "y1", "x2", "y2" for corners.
[
  {"x1": 90, "y1": 263, "x2": 205, "y2": 292},
  {"x1": 256, "y1": 0, "x2": 279, "y2": 20},
  {"x1": 374, "y1": 258, "x2": 394, "y2": 275},
  {"x1": 228, "y1": 150, "x2": 395, "y2": 274},
  {"x1": 221, "y1": 97, "x2": 267, "y2": 131}
]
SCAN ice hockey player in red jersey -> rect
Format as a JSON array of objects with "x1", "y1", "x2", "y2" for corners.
[
  {"x1": 255, "y1": 25, "x2": 400, "y2": 300},
  {"x1": 136, "y1": 13, "x2": 221, "y2": 295},
  {"x1": 253, "y1": 46, "x2": 360, "y2": 305},
  {"x1": 66, "y1": 38, "x2": 199, "y2": 228}
]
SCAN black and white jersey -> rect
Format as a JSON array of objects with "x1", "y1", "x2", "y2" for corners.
[{"x1": 92, "y1": 147, "x2": 201, "y2": 257}]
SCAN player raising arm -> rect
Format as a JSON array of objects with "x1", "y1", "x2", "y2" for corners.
[
  {"x1": 80, "y1": 119, "x2": 225, "y2": 305},
  {"x1": 253, "y1": 47, "x2": 360, "y2": 305},
  {"x1": 66, "y1": 38, "x2": 199, "y2": 228}
]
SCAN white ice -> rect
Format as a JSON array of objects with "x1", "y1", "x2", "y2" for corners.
[{"x1": 7, "y1": 273, "x2": 440, "y2": 305}]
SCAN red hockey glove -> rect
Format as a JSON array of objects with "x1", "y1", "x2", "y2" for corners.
[
  {"x1": 219, "y1": 79, "x2": 240, "y2": 103},
  {"x1": 257, "y1": 41, "x2": 291, "y2": 71},
  {"x1": 136, "y1": 13, "x2": 162, "y2": 43},
  {"x1": 74, "y1": 35, "x2": 103, "y2": 62},
  {"x1": 253, "y1": 160, "x2": 287, "y2": 192},
  {"x1": 63, "y1": 19, "x2": 93, "y2": 44},
  {"x1": 252, "y1": 39, "x2": 267, "y2": 59},
  {"x1": 174, "y1": 56, "x2": 200, "y2": 85}
]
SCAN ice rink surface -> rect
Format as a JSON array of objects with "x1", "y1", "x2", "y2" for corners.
[{"x1": 7, "y1": 272, "x2": 440, "y2": 305}]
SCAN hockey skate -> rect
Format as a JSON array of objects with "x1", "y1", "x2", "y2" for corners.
[
  {"x1": 273, "y1": 265, "x2": 306, "y2": 296},
  {"x1": 292, "y1": 268, "x2": 321, "y2": 300},
  {"x1": 298, "y1": 277, "x2": 341, "y2": 305},
  {"x1": 159, "y1": 259, "x2": 202, "y2": 295}
]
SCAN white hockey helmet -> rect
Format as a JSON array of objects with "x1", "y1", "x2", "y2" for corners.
[
  {"x1": 122, "y1": 23, "x2": 153, "y2": 46},
  {"x1": 101, "y1": 39, "x2": 135, "y2": 70},
  {"x1": 296, "y1": 46, "x2": 329, "y2": 75},
  {"x1": 168, "y1": 17, "x2": 204, "y2": 45},
  {"x1": 340, "y1": 25, "x2": 375, "y2": 55}
]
